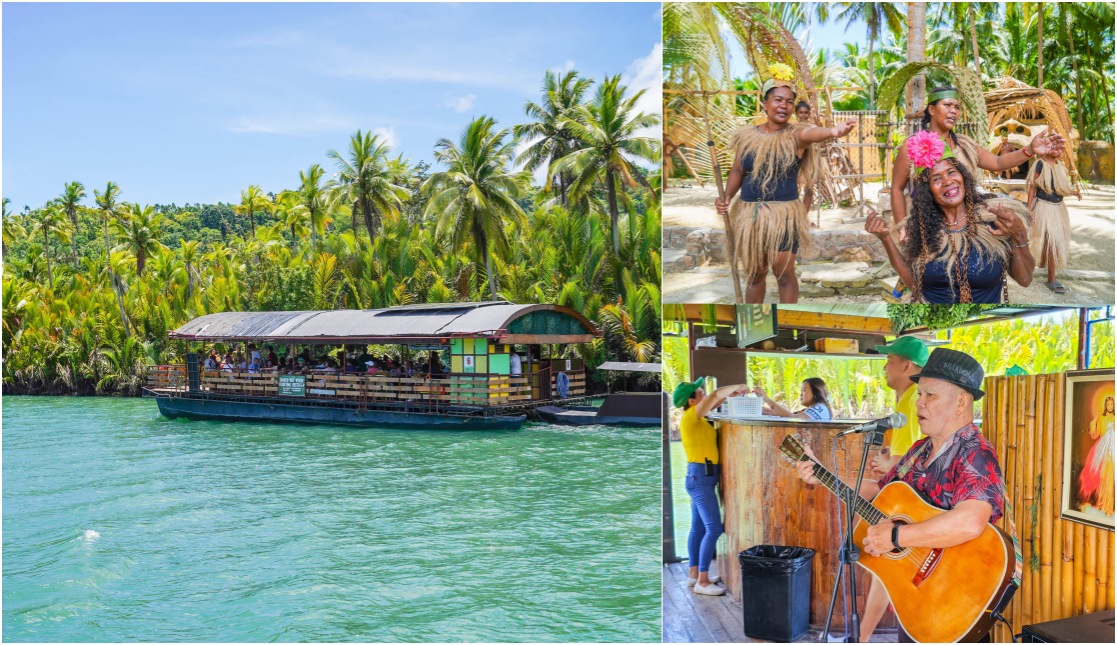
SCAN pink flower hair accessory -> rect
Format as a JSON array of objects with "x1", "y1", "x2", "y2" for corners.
[{"x1": 907, "y1": 130, "x2": 946, "y2": 171}]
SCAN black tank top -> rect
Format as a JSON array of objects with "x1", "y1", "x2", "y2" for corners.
[
  {"x1": 1032, "y1": 160, "x2": 1064, "y2": 204},
  {"x1": 738, "y1": 142, "x2": 802, "y2": 201}
]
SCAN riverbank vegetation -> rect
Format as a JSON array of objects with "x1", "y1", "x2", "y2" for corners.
[{"x1": 2, "y1": 70, "x2": 661, "y2": 395}]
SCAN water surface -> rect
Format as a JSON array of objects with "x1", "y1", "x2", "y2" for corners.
[{"x1": 3, "y1": 396, "x2": 659, "y2": 642}]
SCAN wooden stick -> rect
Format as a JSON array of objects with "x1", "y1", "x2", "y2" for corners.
[
  {"x1": 1039, "y1": 375, "x2": 1054, "y2": 623},
  {"x1": 1107, "y1": 531, "x2": 1115, "y2": 610},
  {"x1": 700, "y1": 91, "x2": 743, "y2": 304},
  {"x1": 1010, "y1": 376, "x2": 1024, "y2": 633}
]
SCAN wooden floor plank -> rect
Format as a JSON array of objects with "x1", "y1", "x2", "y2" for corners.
[{"x1": 663, "y1": 562, "x2": 898, "y2": 643}]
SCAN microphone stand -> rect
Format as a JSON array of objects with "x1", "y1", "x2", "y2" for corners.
[{"x1": 820, "y1": 428, "x2": 885, "y2": 642}]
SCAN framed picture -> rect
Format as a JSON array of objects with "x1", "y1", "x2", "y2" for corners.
[{"x1": 1062, "y1": 369, "x2": 1116, "y2": 530}]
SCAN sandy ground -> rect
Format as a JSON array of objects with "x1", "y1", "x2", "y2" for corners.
[{"x1": 663, "y1": 182, "x2": 1115, "y2": 305}]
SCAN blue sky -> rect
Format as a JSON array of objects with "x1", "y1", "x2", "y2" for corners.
[{"x1": 2, "y1": 2, "x2": 661, "y2": 211}]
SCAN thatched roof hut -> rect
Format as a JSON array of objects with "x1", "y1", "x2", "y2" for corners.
[{"x1": 985, "y1": 77, "x2": 1080, "y2": 181}]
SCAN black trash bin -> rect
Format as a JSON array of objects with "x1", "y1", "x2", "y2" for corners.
[{"x1": 738, "y1": 545, "x2": 815, "y2": 642}]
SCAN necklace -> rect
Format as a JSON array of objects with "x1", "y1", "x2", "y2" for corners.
[{"x1": 944, "y1": 218, "x2": 967, "y2": 231}]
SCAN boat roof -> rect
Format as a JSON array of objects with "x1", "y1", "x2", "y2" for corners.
[
  {"x1": 597, "y1": 361, "x2": 662, "y2": 373},
  {"x1": 169, "y1": 301, "x2": 598, "y2": 344}
]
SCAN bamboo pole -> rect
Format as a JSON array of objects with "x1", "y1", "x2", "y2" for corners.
[
  {"x1": 1083, "y1": 526, "x2": 1098, "y2": 613},
  {"x1": 1095, "y1": 527, "x2": 1109, "y2": 612},
  {"x1": 1073, "y1": 521, "x2": 1085, "y2": 614},
  {"x1": 1014, "y1": 375, "x2": 1023, "y2": 630},
  {"x1": 1107, "y1": 531, "x2": 1115, "y2": 610},
  {"x1": 1021, "y1": 376, "x2": 1036, "y2": 624},
  {"x1": 1050, "y1": 375, "x2": 1065, "y2": 623},
  {"x1": 1039, "y1": 375, "x2": 1054, "y2": 623}
]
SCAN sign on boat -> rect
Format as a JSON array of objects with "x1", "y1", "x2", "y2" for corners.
[{"x1": 144, "y1": 301, "x2": 598, "y2": 430}]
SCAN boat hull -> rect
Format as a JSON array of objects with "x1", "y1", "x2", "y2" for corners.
[
  {"x1": 154, "y1": 395, "x2": 525, "y2": 430},
  {"x1": 533, "y1": 405, "x2": 661, "y2": 427}
]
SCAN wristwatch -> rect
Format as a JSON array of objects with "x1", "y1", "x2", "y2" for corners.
[{"x1": 891, "y1": 523, "x2": 903, "y2": 550}]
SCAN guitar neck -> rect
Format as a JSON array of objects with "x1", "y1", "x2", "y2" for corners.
[{"x1": 805, "y1": 459, "x2": 887, "y2": 525}]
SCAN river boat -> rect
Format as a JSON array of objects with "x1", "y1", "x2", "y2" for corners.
[{"x1": 145, "y1": 301, "x2": 598, "y2": 430}]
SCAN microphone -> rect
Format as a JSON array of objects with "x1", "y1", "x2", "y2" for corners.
[{"x1": 836, "y1": 412, "x2": 907, "y2": 437}]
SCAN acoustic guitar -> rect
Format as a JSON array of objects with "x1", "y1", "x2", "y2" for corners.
[{"x1": 779, "y1": 434, "x2": 1017, "y2": 643}]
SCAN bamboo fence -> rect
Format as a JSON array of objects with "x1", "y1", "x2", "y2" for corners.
[{"x1": 984, "y1": 373, "x2": 1114, "y2": 642}]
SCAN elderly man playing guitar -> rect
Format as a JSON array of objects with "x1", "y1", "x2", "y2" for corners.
[{"x1": 792, "y1": 348, "x2": 1018, "y2": 643}]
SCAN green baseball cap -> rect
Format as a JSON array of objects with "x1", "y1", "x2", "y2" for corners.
[
  {"x1": 672, "y1": 377, "x2": 706, "y2": 408},
  {"x1": 875, "y1": 336, "x2": 930, "y2": 367}
]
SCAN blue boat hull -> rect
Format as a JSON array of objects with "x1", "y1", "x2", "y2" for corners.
[{"x1": 155, "y1": 396, "x2": 525, "y2": 430}]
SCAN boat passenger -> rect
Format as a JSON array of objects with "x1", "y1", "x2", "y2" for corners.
[
  {"x1": 510, "y1": 352, "x2": 523, "y2": 376},
  {"x1": 249, "y1": 344, "x2": 262, "y2": 368},
  {"x1": 203, "y1": 351, "x2": 218, "y2": 371},
  {"x1": 267, "y1": 347, "x2": 278, "y2": 368}
]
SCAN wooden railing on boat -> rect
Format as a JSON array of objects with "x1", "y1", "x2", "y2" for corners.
[{"x1": 144, "y1": 366, "x2": 585, "y2": 406}]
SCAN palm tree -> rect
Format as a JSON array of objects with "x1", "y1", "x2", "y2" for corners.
[
  {"x1": 234, "y1": 185, "x2": 272, "y2": 238},
  {"x1": 833, "y1": 2, "x2": 904, "y2": 107},
  {"x1": 94, "y1": 181, "x2": 130, "y2": 337},
  {"x1": 285, "y1": 164, "x2": 330, "y2": 253},
  {"x1": 60, "y1": 181, "x2": 85, "y2": 268},
  {"x1": 328, "y1": 130, "x2": 408, "y2": 248},
  {"x1": 177, "y1": 239, "x2": 202, "y2": 299},
  {"x1": 32, "y1": 204, "x2": 71, "y2": 290},
  {"x1": 513, "y1": 70, "x2": 594, "y2": 205},
  {"x1": 422, "y1": 116, "x2": 527, "y2": 300},
  {"x1": 552, "y1": 75, "x2": 659, "y2": 257},
  {"x1": 274, "y1": 192, "x2": 309, "y2": 250},
  {"x1": 115, "y1": 203, "x2": 165, "y2": 276}
]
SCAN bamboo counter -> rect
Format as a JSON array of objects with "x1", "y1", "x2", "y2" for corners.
[{"x1": 713, "y1": 415, "x2": 896, "y2": 632}]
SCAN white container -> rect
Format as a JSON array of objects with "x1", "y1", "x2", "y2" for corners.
[{"x1": 723, "y1": 395, "x2": 764, "y2": 417}]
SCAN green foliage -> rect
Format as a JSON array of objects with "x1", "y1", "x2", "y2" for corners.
[
  {"x1": 887, "y1": 304, "x2": 995, "y2": 333},
  {"x1": 248, "y1": 265, "x2": 318, "y2": 311}
]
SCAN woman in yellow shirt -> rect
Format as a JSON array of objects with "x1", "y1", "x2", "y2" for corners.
[{"x1": 673, "y1": 377, "x2": 751, "y2": 596}]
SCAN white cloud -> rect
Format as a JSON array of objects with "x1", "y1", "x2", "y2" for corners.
[
  {"x1": 229, "y1": 112, "x2": 357, "y2": 135},
  {"x1": 227, "y1": 110, "x2": 398, "y2": 145},
  {"x1": 550, "y1": 59, "x2": 576, "y2": 75},
  {"x1": 621, "y1": 43, "x2": 662, "y2": 125},
  {"x1": 446, "y1": 94, "x2": 476, "y2": 113},
  {"x1": 371, "y1": 127, "x2": 399, "y2": 149}
]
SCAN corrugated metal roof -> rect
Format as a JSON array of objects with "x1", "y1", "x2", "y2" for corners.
[{"x1": 169, "y1": 302, "x2": 597, "y2": 342}]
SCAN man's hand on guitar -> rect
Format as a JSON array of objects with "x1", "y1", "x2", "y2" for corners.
[
  {"x1": 794, "y1": 444, "x2": 821, "y2": 485},
  {"x1": 863, "y1": 521, "x2": 896, "y2": 557}
]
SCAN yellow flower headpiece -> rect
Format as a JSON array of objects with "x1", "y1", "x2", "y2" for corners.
[{"x1": 768, "y1": 62, "x2": 795, "y2": 82}]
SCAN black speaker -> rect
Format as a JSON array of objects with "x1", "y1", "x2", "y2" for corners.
[{"x1": 1020, "y1": 609, "x2": 1115, "y2": 643}]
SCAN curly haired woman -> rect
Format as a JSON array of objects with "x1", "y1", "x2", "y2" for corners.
[
  {"x1": 866, "y1": 132, "x2": 1035, "y2": 303},
  {"x1": 891, "y1": 86, "x2": 1066, "y2": 226},
  {"x1": 715, "y1": 65, "x2": 855, "y2": 303}
]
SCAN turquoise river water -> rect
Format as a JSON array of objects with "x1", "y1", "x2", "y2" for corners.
[{"x1": 2, "y1": 396, "x2": 660, "y2": 642}]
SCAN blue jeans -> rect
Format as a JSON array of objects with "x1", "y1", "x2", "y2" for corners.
[{"x1": 685, "y1": 462, "x2": 723, "y2": 573}]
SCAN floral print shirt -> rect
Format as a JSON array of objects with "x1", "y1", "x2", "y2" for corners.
[{"x1": 878, "y1": 422, "x2": 1005, "y2": 522}]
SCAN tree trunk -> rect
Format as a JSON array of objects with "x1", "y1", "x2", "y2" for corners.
[
  {"x1": 103, "y1": 217, "x2": 129, "y2": 338},
  {"x1": 1037, "y1": 4, "x2": 1044, "y2": 89},
  {"x1": 310, "y1": 209, "x2": 318, "y2": 252},
  {"x1": 42, "y1": 222, "x2": 53, "y2": 290},
  {"x1": 137, "y1": 248, "x2": 146, "y2": 276},
  {"x1": 249, "y1": 209, "x2": 256, "y2": 237},
  {"x1": 70, "y1": 212, "x2": 80, "y2": 268},
  {"x1": 968, "y1": 4, "x2": 982, "y2": 77},
  {"x1": 906, "y1": 2, "x2": 927, "y2": 117},
  {"x1": 868, "y1": 23, "x2": 877, "y2": 108},
  {"x1": 606, "y1": 167, "x2": 620, "y2": 256},
  {"x1": 485, "y1": 242, "x2": 497, "y2": 301},
  {"x1": 1065, "y1": 9, "x2": 1085, "y2": 139}
]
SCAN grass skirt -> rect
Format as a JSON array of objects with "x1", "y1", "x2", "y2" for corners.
[
  {"x1": 728, "y1": 198, "x2": 811, "y2": 278},
  {"x1": 1029, "y1": 199, "x2": 1071, "y2": 268}
]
